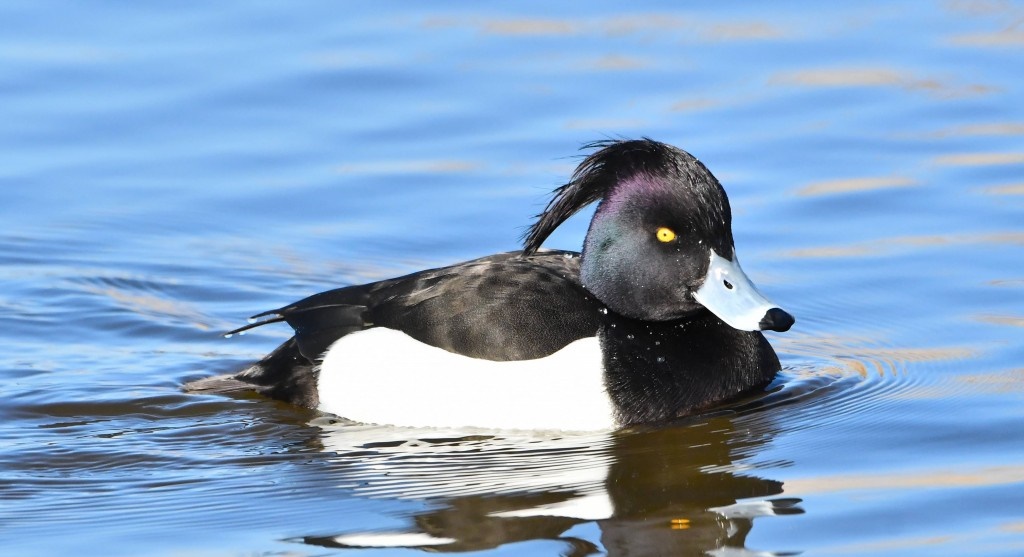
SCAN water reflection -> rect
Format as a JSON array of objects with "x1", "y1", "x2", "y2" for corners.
[
  {"x1": 933, "y1": 152, "x2": 1024, "y2": 166},
  {"x1": 769, "y1": 67, "x2": 996, "y2": 98},
  {"x1": 795, "y1": 176, "x2": 918, "y2": 196},
  {"x1": 424, "y1": 14, "x2": 790, "y2": 43},
  {"x1": 979, "y1": 183, "x2": 1024, "y2": 195},
  {"x1": 299, "y1": 416, "x2": 801, "y2": 556},
  {"x1": 781, "y1": 231, "x2": 1024, "y2": 259}
]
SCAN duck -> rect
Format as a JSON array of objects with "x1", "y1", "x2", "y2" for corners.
[{"x1": 186, "y1": 139, "x2": 794, "y2": 431}]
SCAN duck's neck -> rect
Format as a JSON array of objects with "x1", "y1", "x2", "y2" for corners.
[{"x1": 599, "y1": 309, "x2": 780, "y2": 425}]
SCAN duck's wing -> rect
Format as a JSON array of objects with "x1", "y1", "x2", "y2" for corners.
[
  {"x1": 234, "y1": 250, "x2": 601, "y2": 363},
  {"x1": 366, "y1": 250, "x2": 601, "y2": 361}
]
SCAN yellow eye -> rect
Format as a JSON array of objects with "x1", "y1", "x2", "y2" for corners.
[{"x1": 656, "y1": 227, "x2": 677, "y2": 243}]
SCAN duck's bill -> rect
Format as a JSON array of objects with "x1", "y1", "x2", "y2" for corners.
[{"x1": 693, "y1": 251, "x2": 794, "y2": 332}]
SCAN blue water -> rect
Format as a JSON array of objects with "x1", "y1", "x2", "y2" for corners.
[{"x1": 2, "y1": 2, "x2": 1023, "y2": 556}]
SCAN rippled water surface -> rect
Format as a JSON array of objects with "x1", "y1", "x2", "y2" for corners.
[{"x1": 3, "y1": 2, "x2": 1023, "y2": 556}]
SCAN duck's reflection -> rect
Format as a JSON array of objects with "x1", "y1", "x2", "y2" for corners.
[{"x1": 300, "y1": 414, "x2": 801, "y2": 556}]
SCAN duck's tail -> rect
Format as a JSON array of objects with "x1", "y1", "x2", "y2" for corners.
[{"x1": 184, "y1": 337, "x2": 321, "y2": 408}]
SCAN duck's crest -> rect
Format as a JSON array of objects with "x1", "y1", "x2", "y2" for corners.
[{"x1": 522, "y1": 138, "x2": 685, "y2": 255}]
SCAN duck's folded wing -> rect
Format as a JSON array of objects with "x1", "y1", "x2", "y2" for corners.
[
  {"x1": 231, "y1": 251, "x2": 602, "y2": 363},
  {"x1": 365, "y1": 251, "x2": 602, "y2": 361}
]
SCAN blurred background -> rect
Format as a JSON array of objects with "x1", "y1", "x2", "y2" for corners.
[{"x1": 2, "y1": 2, "x2": 1023, "y2": 556}]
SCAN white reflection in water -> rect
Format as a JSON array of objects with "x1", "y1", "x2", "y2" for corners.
[
  {"x1": 316, "y1": 421, "x2": 615, "y2": 515},
  {"x1": 305, "y1": 417, "x2": 804, "y2": 555}
]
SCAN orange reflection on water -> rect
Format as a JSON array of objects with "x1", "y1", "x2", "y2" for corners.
[
  {"x1": 481, "y1": 18, "x2": 579, "y2": 37},
  {"x1": 933, "y1": 152, "x2": 1024, "y2": 166},
  {"x1": 925, "y1": 122, "x2": 1024, "y2": 137},
  {"x1": 785, "y1": 464, "x2": 1024, "y2": 494},
  {"x1": 974, "y1": 314, "x2": 1024, "y2": 327},
  {"x1": 585, "y1": 54, "x2": 649, "y2": 71},
  {"x1": 333, "y1": 160, "x2": 481, "y2": 175},
  {"x1": 956, "y1": 368, "x2": 1024, "y2": 395},
  {"x1": 769, "y1": 67, "x2": 997, "y2": 98},
  {"x1": 796, "y1": 176, "x2": 918, "y2": 197},
  {"x1": 979, "y1": 183, "x2": 1024, "y2": 195},
  {"x1": 949, "y1": 28, "x2": 1024, "y2": 46},
  {"x1": 83, "y1": 284, "x2": 213, "y2": 332},
  {"x1": 425, "y1": 14, "x2": 790, "y2": 43},
  {"x1": 782, "y1": 231, "x2": 1024, "y2": 259}
]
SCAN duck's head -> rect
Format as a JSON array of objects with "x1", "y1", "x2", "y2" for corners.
[{"x1": 524, "y1": 139, "x2": 793, "y2": 333}]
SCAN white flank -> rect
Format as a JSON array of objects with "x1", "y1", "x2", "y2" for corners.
[{"x1": 317, "y1": 328, "x2": 615, "y2": 431}]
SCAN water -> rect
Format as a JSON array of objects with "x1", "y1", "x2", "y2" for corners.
[{"x1": 2, "y1": 1, "x2": 1023, "y2": 555}]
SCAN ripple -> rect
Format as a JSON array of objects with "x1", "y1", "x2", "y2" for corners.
[
  {"x1": 728, "y1": 331, "x2": 977, "y2": 441},
  {"x1": 69, "y1": 273, "x2": 220, "y2": 335}
]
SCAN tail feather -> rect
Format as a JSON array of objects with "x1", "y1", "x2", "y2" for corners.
[
  {"x1": 238, "y1": 337, "x2": 320, "y2": 407},
  {"x1": 185, "y1": 337, "x2": 320, "y2": 407}
]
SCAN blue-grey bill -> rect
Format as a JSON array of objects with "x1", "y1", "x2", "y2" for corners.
[{"x1": 693, "y1": 250, "x2": 783, "y2": 332}]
